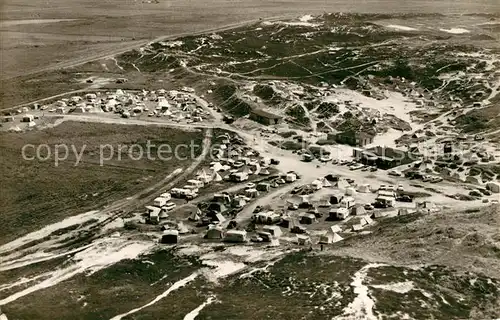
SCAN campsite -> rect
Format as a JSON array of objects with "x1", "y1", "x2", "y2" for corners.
[{"x1": 1, "y1": 4, "x2": 500, "y2": 320}]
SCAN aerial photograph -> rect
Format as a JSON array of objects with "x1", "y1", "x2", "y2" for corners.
[{"x1": 1, "y1": 0, "x2": 500, "y2": 319}]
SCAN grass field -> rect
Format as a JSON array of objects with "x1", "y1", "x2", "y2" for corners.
[
  {"x1": 2, "y1": 246, "x2": 499, "y2": 320},
  {"x1": 0, "y1": 121, "x2": 204, "y2": 245}
]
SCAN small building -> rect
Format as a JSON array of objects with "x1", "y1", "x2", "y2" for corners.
[
  {"x1": 334, "y1": 130, "x2": 375, "y2": 147},
  {"x1": 224, "y1": 230, "x2": 247, "y2": 243},
  {"x1": 2, "y1": 116, "x2": 14, "y2": 123},
  {"x1": 353, "y1": 146, "x2": 419, "y2": 170},
  {"x1": 249, "y1": 108, "x2": 283, "y2": 125},
  {"x1": 160, "y1": 230, "x2": 179, "y2": 244}
]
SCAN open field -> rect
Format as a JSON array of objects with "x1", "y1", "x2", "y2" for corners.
[
  {"x1": 0, "y1": 121, "x2": 204, "y2": 245},
  {"x1": 2, "y1": 3, "x2": 500, "y2": 320},
  {"x1": 1, "y1": 0, "x2": 499, "y2": 80}
]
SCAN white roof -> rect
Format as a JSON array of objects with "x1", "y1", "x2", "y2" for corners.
[
  {"x1": 226, "y1": 230, "x2": 247, "y2": 236},
  {"x1": 163, "y1": 230, "x2": 179, "y2": 236}
]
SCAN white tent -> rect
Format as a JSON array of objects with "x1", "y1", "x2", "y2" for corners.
[
  {"x1": 260, "y1": 168, "x2": 270, "y2": 176},
  {"x1": 331, "y1": 232, "x2": 343, "y2": 243},
  {"x1": 361, "y1": 216, "x2": 373, "y2": 225},
  {"x1": 345, "y1": 187, "x2": 357, "y2": 196},
  {"x1": 311, "y1": 179, "x2": 323, "y2": 190},
  {"x1": 177, "y1": 222, "x2": 190, "y2": 234},
  {"x1": 189, "y1": 209, "x2": 201, "y2": 221},
  {"x1": 211, "y1": 162, "x2": 223, "y2": 172},
  {"x1": 213, "y1": 172, "x2": 223, "y2": 182},
  {"x1": 337, "y1": 179, "x2": 351, "y2": 190},
  {"x1": 357, "y1": 184, "x2": 371, "y2": 193},
  {"x1": 322, "y1": 178, "x2": 332, "y2": 188}
]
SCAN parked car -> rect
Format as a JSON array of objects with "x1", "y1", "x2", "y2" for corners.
[
  {"x1": 430, "y1": 177, "x2": 443, "y2": 183},
  {"x1": 250, "y1": 235, "x2": 263, "y2": 243},
  {"x1": 364, "y1": 204, "x2": 374, "y2": 210},
  {"x1": 397, "y1": 195, "x2": 413, "y2": 203},
  {"x1": 270, "y1": 158, "x2": 280, "y2": 165},
  {"x1": 288, "y1": 203, "x2": 299, "y2": 210},
  {"x1": 163, "y1": 202, "x2": 177, "y2": 211},
  {"x1": 388, "y1": 170, "x2": 402, "y2": 177}
]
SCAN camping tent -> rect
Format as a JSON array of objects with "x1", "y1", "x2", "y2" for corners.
[
  {"x1": 189, "y1": 209, "x2": 201, "y2": 222},
  {"x1": 350, "y1": 205, "x2": 366, "y2": 216},
  {"x1": 206, "y1": 226, "x2": 223, "y2": 239},
  {"x1": 330, "y1": 225, "x2": 342, "y2": 233},
  {"x1": 336, "y1": 179, "x2": 351, "y2": 190},
  {"x1": 345, "y1": 187, "x2": 357, "y2": 196},
  {"x1": 311, "y1": 179, "x2": 323, "y2": 190},
  {"x1": 357, "y1": 184, "x2": 371, "y2": 193},
  {"x1": 160, "y1": 230, "x2": 179, "y2": 244},
  {"x1": 212, "y1": 172, "x2": 223, "y2": 182},
  {"x1": 211, "y1": 162, "x2": 224, "y2": 172},
  {"x1": 177, "y1": 222, "x2": 190, "y2": 234},
  {"x1": 296, "y1": 235, "x2": 311, "y2": 245},
  {"x1": 322, "y1": 179, "x2": 332, "y2": 188},
  {"x1": 352, "y1": 224, "x2": 364, "y2": 232}
]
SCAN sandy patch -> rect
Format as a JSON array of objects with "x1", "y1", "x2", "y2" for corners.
[
  {"x1": 439, "y1": 28, "x2": 470, "y2": 34},
  {"x1": 372, "y1": 281, "x2": 414, "y2": 294},
  {"x1": 387, "y1": 25, "x2": 418, "y2": 31}
]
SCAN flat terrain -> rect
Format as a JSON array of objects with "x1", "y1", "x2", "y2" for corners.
[
  {"x1": 1, "y1": 0, "x2": 499, "y2": 80},
  {"x1": 0, "y1": 121, "x2": 204, "y2": 245}
]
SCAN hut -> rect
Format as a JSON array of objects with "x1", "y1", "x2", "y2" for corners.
[{"x1": 160, "y1": 230, "x2": 179, "y2": 244}]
